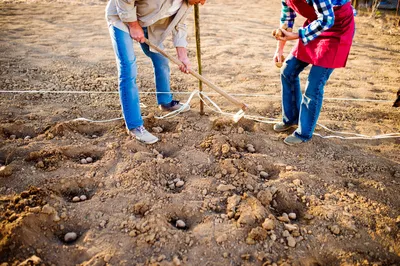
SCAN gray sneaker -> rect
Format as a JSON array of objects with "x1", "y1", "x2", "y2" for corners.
[
  {"x1": 273, "y1": 122, "x2": 297, "y2": 132},
  {"x1": 159, "y1": 100, "x2": 190, "y2": 112},
  {"x1": 128, "y1": 126, "x2": 159, "y2": 144},
  {"x1": 283, "y1": 134, "x2": 304, "y2": 146}
]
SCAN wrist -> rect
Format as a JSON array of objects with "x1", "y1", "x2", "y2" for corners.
[{"x1": 127, "y1": 21, "x2": 140, "y2": 28}]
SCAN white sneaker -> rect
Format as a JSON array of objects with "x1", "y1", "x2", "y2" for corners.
[
  {"x1": 159, "y1": 100, "x2": 190, "y2": 113},
  {"x1": 128, "y1": 126, "x2": 159, "y2": 144}
]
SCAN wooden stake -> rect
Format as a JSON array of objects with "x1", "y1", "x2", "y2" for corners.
[{"x1": 194, "y1": 4, "x2": 204, "y2": 115}]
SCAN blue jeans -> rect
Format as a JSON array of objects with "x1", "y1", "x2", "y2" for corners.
[
  {"x1": 280, "y1": 54, "x2": 334, "y2": 141},
  {"x1": 108, "y1": 25, "x2": 173, "y2": 130}
]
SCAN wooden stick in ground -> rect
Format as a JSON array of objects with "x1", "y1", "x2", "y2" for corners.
[
  {"x1": 144, "y1": 39, "x2": 248, "y2": 111},
  {"x1": 194, "y1": 4, "x2": 204, "y2": 115}
]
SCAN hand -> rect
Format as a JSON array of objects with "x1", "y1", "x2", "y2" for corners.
[
  {"x1": 273, "y1": 49, "x2": 285, "y2": 68},
  {"x1": 176, "y1": 47, "x2": 191, "y2": 74},
  {"x1": 275, "y1": 28, "x2": 299, "y2": 41},
  {"x1": 128, "y1": 21, "x2": 145, "y2": 43},
  {"x1": 273, "y1": 49, "x2": 284, "y2": 64}
]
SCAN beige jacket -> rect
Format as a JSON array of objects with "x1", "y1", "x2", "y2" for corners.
[{"x1": 106, "y1": 0, "x2": 192, "y2": 49}]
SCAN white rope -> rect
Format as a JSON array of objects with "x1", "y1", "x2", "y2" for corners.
[
  {"x1": 1, "y1": 89, "x2": 399, "y2": 140},
  {"x1": 196, "y1": 92, "x2": 400, "y2": 140},
  {"x1": 73, "y1": 117, "x2": 123, "y2": 123},
  {"x1": 72, "y1": 103, "x2": 147, "y2": 123},
  {"x1": 0, "y1": 90, "x2": 394, "y2": 103},
  {"x1": 153, "y1": 90, "x2": 199, "y2": 119}
]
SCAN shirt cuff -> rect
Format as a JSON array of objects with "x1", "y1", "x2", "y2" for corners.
[
  {"x1": 298, "y1": 28, "x2": 309, "y2": 46},
  {"x1": 174, "y1": 38, "x2": 188, "y2": 48}
]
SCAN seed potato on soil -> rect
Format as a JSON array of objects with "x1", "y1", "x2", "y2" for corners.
[{"x1": 0, "y1": 0, "x2": 400, "y2": 265}]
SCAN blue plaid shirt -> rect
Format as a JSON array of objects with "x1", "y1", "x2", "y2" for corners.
[{"x1": 280, "y1": 0, "x2": 352, "y2": 45}]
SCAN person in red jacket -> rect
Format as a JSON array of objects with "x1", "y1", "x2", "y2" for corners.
[{"x1": 273, "y1": 0, "x2": 355, "y2": 145}]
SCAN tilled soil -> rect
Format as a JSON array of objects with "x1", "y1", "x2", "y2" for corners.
[{"x1": 0, "y1": 1, "x2": 400, "y2": 265}]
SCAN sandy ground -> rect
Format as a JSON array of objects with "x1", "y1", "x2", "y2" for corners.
[{"x1": 1, "y1": 0, "x2": 400, "y2": 265}]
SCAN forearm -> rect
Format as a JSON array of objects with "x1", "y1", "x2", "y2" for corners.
[
  {"x1": 280, "y1": 0, "x2": 296, "y2": 29},
  {"x1": 299, "y1": 0, "x2": 335, "y2": 45},
  {"x1": 276, "y1": 40, "x2": 286, "y2": 51},
  {"x1": 176, "y1": 47, "x2": 187, "y2": 58}
]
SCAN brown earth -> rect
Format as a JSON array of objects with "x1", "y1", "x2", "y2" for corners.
[{"x1": 0, "y1": 0, "x2": 400, "y2": 265}]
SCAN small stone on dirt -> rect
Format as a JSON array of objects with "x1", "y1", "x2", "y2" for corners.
[
  {"x1": 221, "y1": 144, "x2": 230, "y2": 154},
  {"x1": 0, "y1": 165, "x2": 12, "y2": 177},
  {"x1": 241, "y1": 254, "x2": 251, "y2": 260},
  {"x1": 36, "y1": 161, "x2": 45, "y2": 168},
  {"x1": 329, "y1": 225, "x2": 341, "y2": 235},
  {"x1": 293, "y1": 179, "x2": 302, "y2": 186},
  {"x1": 30, "y1": 206, "x2": 41, "y2": 213},
  {"x1": 172, "y1": 256, "x2": 181, "y2": 266},
  {"x1": 176, "y1": 220, "x2": 186, "y2": 229},
  {"x1": 282, "y1": 230, "x2": 291, "y2": 237},
  {"x1": 247, "y1": 227, "x2": 268, "y2": 244},
  {"x1": 217, "y1": 184, "x2": 236, "y2": 192},
  {"x1": 260, "y1": 171, "x2": 269, "y2": 179},
  {"x1": 278, "y1": 213, "x2": 290, "y2": 223},
  {"x1": 288, "y1": 212, "x2": 297, "y2": 220},
  {"x1": 152, "y1": 126, "x2": 163, "y2": 133},
  {"x1": 246, "y1": 144, "x2": 255, "y2": 153},
  {"x1": 304, "y1": 214, "x2": 314, "y2": 220},
  {"x1": 287, "y1": 236, "x2": 296, "y2": 247},
  {"x1": 284, "y1": 223, "x2": 298, "y2": 232},
  {"x1": 257, "y1": 190, "x2": 273, "y2": 206},
  {"x1": 51, "y1": 212, "x2": 60, "y2": 221},
  {"x1": 175, "y1": 180, "x2": 185, "y2": 188},
  {"x1": 80, "y1": 195, "x2": 87, "y2": 201},
  {"x1": 64, "y1": 232, "x2": 78, "y2": 243},
  {"x1": 216, "y1": 234, "x2": 228, "y2": 244},
  {"x1": 41, "y1": 204, "x2": 55, "y2": 214},
  {"x1": 262, "y1": 218, "x2": 275, "y2": 230}
]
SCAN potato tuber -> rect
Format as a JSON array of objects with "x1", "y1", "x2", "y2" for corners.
[{"x1": 276, "y1": 55, "x2": 285, "y2": 68}]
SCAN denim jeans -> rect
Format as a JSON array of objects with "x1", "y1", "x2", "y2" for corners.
[
  {"x1": 280, "y1": 54, "x2": 334, "y2": 141},
  {"x1": 108, "y1": 25, "x2": 173, "y2": 130}
]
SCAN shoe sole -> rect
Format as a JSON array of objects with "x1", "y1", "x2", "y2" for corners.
[
  {"x1": 283, "y1": 137, "x2": 303, "y2": 146},
  {"x1": 135, "y1": 136, "x2": 159, "y2": 145},
  {"x1": 283, "y1": 139, "x2": 296, "y2": 146},
  {"x1": 273, "y1": 124, "x2": 297, "y2": 133},
  {"x1": 128, "y1": 130, "x2": 159, "y2": 145}
]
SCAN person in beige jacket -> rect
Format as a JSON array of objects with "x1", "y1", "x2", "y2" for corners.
[{"x1": 106, "y1": 0, "x2": 206, "y2": 144}]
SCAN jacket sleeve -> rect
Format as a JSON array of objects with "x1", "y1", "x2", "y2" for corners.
[
  {"x1": 172, "y1": 8, "x2": 191, "y2": 48},
  {"x1": 115, "y1": 0, "x2": 138, "y2": 22},
  {"x1": 298, "y1": 0, "x2": 335, "y2": 45}
]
